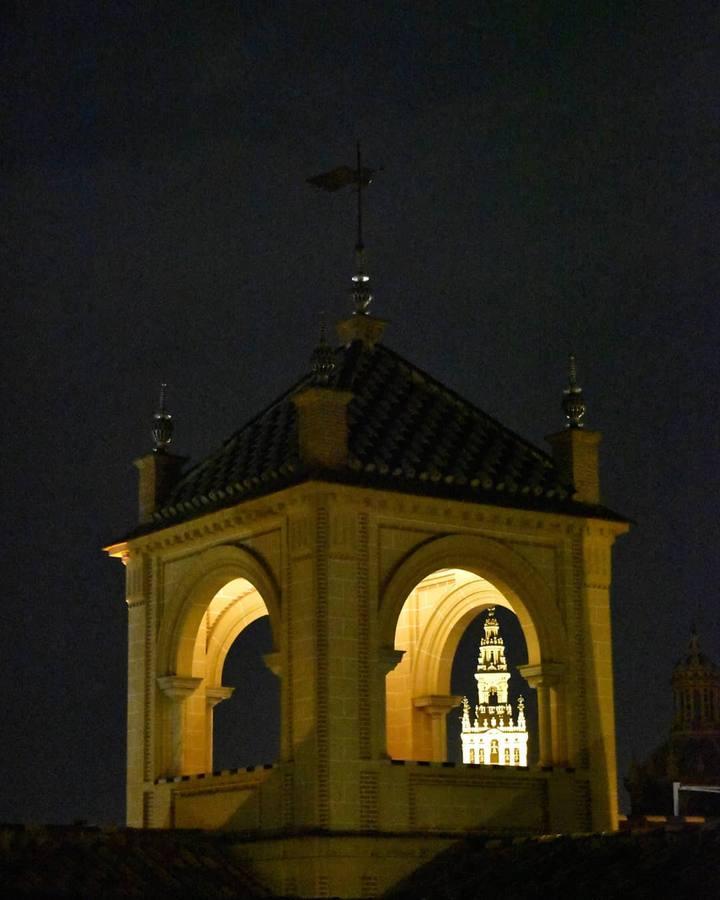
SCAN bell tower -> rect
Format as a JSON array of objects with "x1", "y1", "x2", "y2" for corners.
[
  {"x1": 460, "y1": 607, "x2": 529, "y2": 767},
  {"x1": 105, "y1": 172, "x2": 629, "y2": 897}
]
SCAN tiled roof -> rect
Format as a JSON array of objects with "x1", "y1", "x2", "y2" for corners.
[
  {"x1": 384, "y1": 827, "x2": 720, "y2": 900},
  {"x1": 0, "y1": 825, "x2": 266, "y2": 898},
  {"x1": 141, "y1": 340, "x2": 622, "y2": 535}
]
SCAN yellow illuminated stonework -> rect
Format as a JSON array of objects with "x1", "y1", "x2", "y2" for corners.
[
  {"x1": 460, "y1": 607, "x2": 528, "y2": 767},
  {"x1": 105, "y1": 319, "x2": 629, "y2": 899}
]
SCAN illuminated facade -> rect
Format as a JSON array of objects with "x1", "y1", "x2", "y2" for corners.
[{"x1": 461, "y1": 607, "x2": 528, "y2": 766}]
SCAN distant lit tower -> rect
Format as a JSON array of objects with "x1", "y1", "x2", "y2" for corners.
[
  {"x1": 460, "y1": 607, "x2": 528, "y2": 766},
  {"x1": 626, "y1": 626, "x2": 720, "y2": 815},
  {"x1": 672, "y1": 626, "x2": 720, "y2": 734}
]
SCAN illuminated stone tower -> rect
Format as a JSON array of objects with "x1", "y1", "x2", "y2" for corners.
[
  {"x1": 106, "y1": 246, "x2": 629, "y2": 898},
  {"x1": 460, "y1": 607, "x2": 528, "y2": 766}
]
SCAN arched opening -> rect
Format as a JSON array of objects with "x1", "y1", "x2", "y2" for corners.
[
  {"x1": 201, "y1": 577, "x2": 279, "y2": 772},
  {"x1": 385, "y1": 567, "x2": 538, "y2": 764},
  {"x1": 157, "y1": 560, "x2": 281, "y2": 777},
  {"x1": 213, "y1": 615, "x2": 279, "y2": 770},
  {"x1": 447, "y1": 605, "x2": 538, "y2": 765}
]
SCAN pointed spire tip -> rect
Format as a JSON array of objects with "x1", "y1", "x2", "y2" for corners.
[
  {"x1": 562, "y1": 352, "x2": 587, "y2": 428},
  {"x1": 152, "y1": 382, "x2": 173, "y2": 452}
]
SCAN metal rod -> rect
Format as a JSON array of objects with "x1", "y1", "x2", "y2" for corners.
[
  {"x1": 356, "y1": 140, "x2": 363, "y2": 251},
  {"x1": 673, "y1": 781, "x2": 720, "y2": 816}
]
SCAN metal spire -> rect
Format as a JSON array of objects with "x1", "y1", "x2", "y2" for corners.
[
  {"x1": 350, "y1": 140, "x2": 373, "y2": 316},
  {"x1": 151, "y1": 383, "x2": 174, "y2": 452},
  {"x1": 310, "y1": 313, "x2": 336, "y2": 386},
  {"x1": 562, "y1": 353, "x2": 586, "y2": 428},
  {"x1": 307, "y1": 143, "x2": 377, "y2": 317}
]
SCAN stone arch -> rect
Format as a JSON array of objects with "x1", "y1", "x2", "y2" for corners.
[
  {"x1": 411, "y1": 577, "x2": 515, "y2": 700},
  {"x1": 155, "y1": 544, "x2": 281, "y2": 776},
  {"x1": 380, "y1": 533, "x2": 564, "y2": 666},
  {"x1": 158, "y1": 543, "x2": 281, "y2": 679},
  {"x1": 380, "y1": 534, "x2": 567, "y2": 765}
]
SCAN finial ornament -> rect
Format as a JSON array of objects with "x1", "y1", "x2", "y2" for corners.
[
  {"x1": 310, "y1": 313, "x2": 337, "y2": 386},
  {"x1": 152, "y1": 383, "x2": 174, "y2": 452},
  {"x1": 562, "y1": 352, "x2": 586, "y2": 428},
  {"x1": 350, "y1": 141, "x2": 373, "y2": 316}
]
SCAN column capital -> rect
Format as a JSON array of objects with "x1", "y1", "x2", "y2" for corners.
[
  {"x1": 378, "y1": 646, "x2": 405, "y2": 675},
  {"x1": 156, "y1": 675, "x2": 203, "y2": 700},
  {"x1": 205, "y1": 685, "x2": 234, "y2": 709},
  {"x1": 518, "y1": 661, "x2": 565, "y2": 688},
  {"x1": 413, "y1": 694, "x2": 463, "y2": 718},
  {"x1": 263, "y1": 651, "x2": 282, "y2": 677}
]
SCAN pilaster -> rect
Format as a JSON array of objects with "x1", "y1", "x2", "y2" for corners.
[
  {"x1": 545, "y1": 429, "x2": 601, "y2": 504},
  {"x1": 133, "y1": 451, "x2": 186, "y2": 524}
]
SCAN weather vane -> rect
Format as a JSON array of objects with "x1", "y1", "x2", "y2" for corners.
[{"x1": 308, "y1": 141, "x2": 378, "y2": 316}]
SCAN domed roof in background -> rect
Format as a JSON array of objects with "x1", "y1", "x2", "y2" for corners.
[
  {"x1": 626, "y1": 627, "x2": 720, "y2": 816},
  {"x1": 674, "y1": 627, "x2": 719, "y2": 675}
]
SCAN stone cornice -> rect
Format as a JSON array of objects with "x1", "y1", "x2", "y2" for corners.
[{"x1": 107, "y1": 479, "x2": 629, "y2": 561}]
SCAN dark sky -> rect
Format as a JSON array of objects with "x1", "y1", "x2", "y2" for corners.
[{"x1": 2, "y1": 1, "x2": 718, "y2": 825}]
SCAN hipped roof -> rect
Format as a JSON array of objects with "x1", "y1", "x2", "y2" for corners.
[{"x1": 132, "y1": 339, "x2": 625, "y2": 537}]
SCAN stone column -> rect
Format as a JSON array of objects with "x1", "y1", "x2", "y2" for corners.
[
  {"x1": 413, "y1": 695, "x2": 463, "y2": 761},
  {"x1": 518, "y1": 662, "x2": 565, "y2": 767},
  {"x1": 157, "y1": 675, "x2": 202, "y2": 775},
  {"x1": 205, "y1": 686, "x2": 235, "y2": 772},
  {"x1": 377, "y1": 646, "x2": 405, "y2": 758}
]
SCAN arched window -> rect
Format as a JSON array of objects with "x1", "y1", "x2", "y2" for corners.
[{"x1": 385, "y1": 568, "x2": 537, "y2": 765}]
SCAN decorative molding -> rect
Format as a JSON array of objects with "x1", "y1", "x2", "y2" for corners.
[
  {"x1": 143, "y1": 554, "x2": 154, "y2": 783},
  {"x1": 119, "y1": 479, "x2": 626, "y2": 559},
  {"x1": 142, "y1": 790, "x2": 154, "y2": 829},
  {"x1": 358, "y1": 512, "x2": 371, "y2": 760},
  {"x1": 263, "y1": 651, "x2": 282, "y2": 677},
  {"x1": 205, "y1": 686, "x2": 234, "y2": 708},
  {"x1": 315, "y1": 506, "x2": 330, "y2": 827},
  {"x1": 517, "y1": 662, "x2": 565, "y2": 689},
  {"x1": 378, "y1": 646, "x2": 405, "y2": 675},
  {"x1": 570, "y1": 533, "x2": 589, "y2": 769},
  {"x1": 157, "y1": 675, "x2": 203, "y2": 700},
  {"x1": 359, "y1": 771, "x2": 379, "y2": 831},
  {"x1": 289, "y1": 515, "x2": 312, "y2": 558},
  {"x1": 282, "y1": 770, "x2": 294, "y2": 828}
]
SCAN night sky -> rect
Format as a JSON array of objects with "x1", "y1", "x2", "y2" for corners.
[{"x1": 3, "y1": 2, "x2": 718, "y2": 825}]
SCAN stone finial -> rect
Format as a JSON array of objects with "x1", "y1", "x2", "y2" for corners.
[
  {"x1": 310, "y1": 315, "x2": 337, "y2": 386},
  {"x1": 135, "y1": 384, "x2": 185, "y2": 523},
  {"x1": 350, "y1": 247, "x2": 373, "y2": 316},
  {"x1": 546, "y1": 355, "x2": 601, "y2": 503},
  {"x1": 152, "y1": 383, "x2": 174, "y2": 452},
  {"x1": 562, "y1": 353, "x2": 586, "y2": 429}
]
